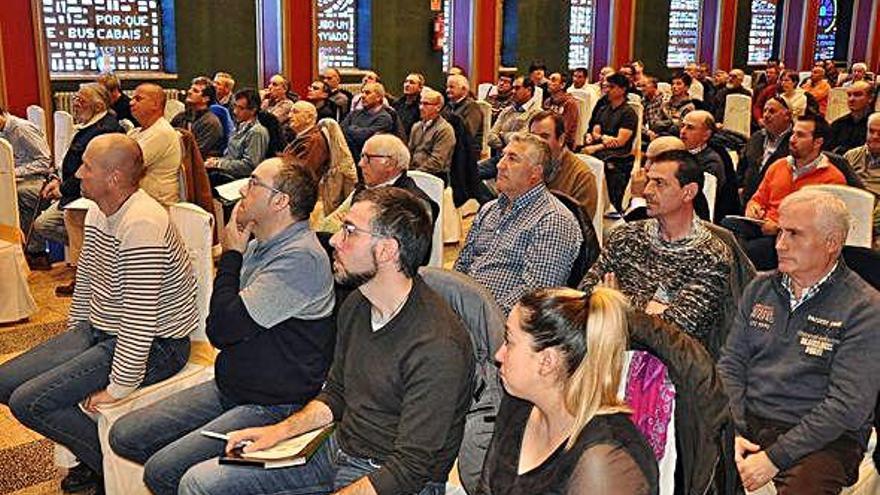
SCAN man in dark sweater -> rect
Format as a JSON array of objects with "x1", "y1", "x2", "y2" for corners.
[
  {"x1": 171, "y1": 77, "x2": 225, "y2": 158},
  {"x1": 109, "y1": 158, "x2": 336, "y2": 495},
  {"x1": 718, "y1": 189, "x2": 880, "y2": 494},
  {"x1": 178, "y1": 187, "x2": 475, "y2": 495},
  {"x1": 825, "y1": 81, "x2": 874, "y2": 155},
  {"x1": 341, "y1": 82, "x2": 394, "y2": 163}
]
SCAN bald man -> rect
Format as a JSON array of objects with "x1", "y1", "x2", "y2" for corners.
[
  {"x1": 129, "y1": 83, "x2": 183, "y2": 207},
  {"x1": 0, "y1": 133, "x2": 198, "y2": 492},
  {"x1": 825, "y1": 81, "x2": 875, "y2": 154},
  {"x1": 283, "y1": 100, "x2": 330, "y2": 180}
]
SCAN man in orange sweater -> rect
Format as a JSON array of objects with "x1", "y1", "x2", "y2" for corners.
[{"x1": 723, "y1": 114, "x2": 845, "y2": 269}]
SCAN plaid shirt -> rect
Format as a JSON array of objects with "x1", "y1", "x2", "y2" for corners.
[
  {"x1": 781, "y1": 262, "x2": 838, "y2": 311},
  {"x1": 454, "y1": 183, "x2": 582, "y2": 313},
  {"x1": 642, "y1": 93, "x2": 668, "y2": 130}
]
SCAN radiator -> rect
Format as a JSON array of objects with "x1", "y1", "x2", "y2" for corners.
[{"x1": 53, "y1": 88, "x2": 183, "y2": 114}]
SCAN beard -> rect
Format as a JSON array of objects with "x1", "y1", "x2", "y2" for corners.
[{"x1": 333, "y1": 250, "x2": 378, "y2": 288}]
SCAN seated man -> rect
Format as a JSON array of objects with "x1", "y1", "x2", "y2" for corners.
[
  {"x1": 305, "y1": 79, "x2": 340, "y2": 122},
  {"x1": 455, "y1": 132, "x2": 582, "y2": 313},
  {"x1": 485, "y1": 73, "x2": 514, "y2": 122},
  {"x1": 171, "y1": 77, "x2": 225, "y2": 158},
  {"x1": 567, "y1": 67, "x2": 589, "y2": 91},
  {"x1": 408, "y1": 88, "x2": 456, "y2": 179},
  {"x1": 825, "y1": 81, "x2": 873, "y2": 155},
  {"x1": 212, "y1": 71, "x2": 236, "y2": 112},
  {"x1": 21, "y1": 83, "x2": 123, "y2": 284},
  {"x1": 206, "y1": 89, "x2": 270, "y2": 182},
  {"x1": 110, "y1": 158, "x2": 335, "y2": 495},
  {"x1": 680, "y1": 110, "x2": 728, "y2": 194},
  {"x1": 639, "y1": 76, "x2": 669, "y2": 141},
  {"x1": 844, "y1": 112, "x2": 880, "y2": 248},
  {"x1": 582, "y1": 73, "x2": 638, "y2": 209},
  {"x1": 802, "y1": 65, "x2": 831, "y2": 116},
  {"x1": 178, "y1": 187, "x2": 475, "y2": 495},
  {"x1": 391, "y1": 72, "x2": 424, "y2": 138},
  {"x1": 718, "y1": 189, "x2": 880, "y2": 495},
  {"x1": 282, "y1": 101, "x2": 330, "y2": 181},
  {"x1": 340, "y1": 82, "x2": 393, "y2": 163},
  {"x1": 661, "y1": 72, "x2": 697, "y2": 135},
  {"x1": 319, "y1": 134, "x2": 438, "y2": 234},
  {"x1": 128, "y1": 83, "x2": 184, "y2": 207},
  {"x1": 579, "y1": 149, "x2": 732, "y2": 348},
  {"x1": 446, "y1": 74, "x2": 484, "y2": 161},
  {"x1": 486, "y1": 76, "x2": 542, "y2": 157},
  {"x1": 260, "y1": 74, "x2": 295, "y2": 126},
  {"x1": 724, "y1": 114, "x2": 846, "y2": 270},
  {"x1": 713, "y1": 69, "x2": 752, "y2": 124},
  {"x1": 737, "y1": 96, "x2": 792, "y2": 203},
  {"x1": 0, "y1": 134, "x2": 197, "y2": 492},
  {"x1": 97, "y1": 72, "x2": 138, "y2": 126},
  {"x1": 529, "y1": 110, "x2": 598, "y2": 221},
  {"x1": 322, "y1": 68, "x2": 353, "y2": 118},
  {"x1": 541, "y1": 72, "x2": 579, "y2": 149}
]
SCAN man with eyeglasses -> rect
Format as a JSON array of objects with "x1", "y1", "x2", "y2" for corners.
[
  {"x1": 485, "y1": 73, "x2": 515, "y2": 122},
  {"x1": 825, "y1": 81, "x2": 875, "y2": 155},
  {"x1": 110, "y1": 157, "x2": 335, "y2": 495},
  {"x1": 392, "y1": 72, "x2": 425, "y2": 139},
  {"x1": 205, "y1": 89, "x2": 270, "y2": 182},
  {"x1": 408, "y1": 89, "x2": 456, "y2": 179},
  {"x1": 322, "y1": 68, "x2": 352, "y2": 118},
  {"x1": 178, "y1": 187, "x2": 475, "y2": 495},
  {"x1": 319, "y1": 134, "x2": 438, "y2": 235},
  {"x1": 341, "y1": 82, "x2": 394, "y2": 163},
  {"x1": 305, "y1": 79, "x2": 340, "y2": 121}
]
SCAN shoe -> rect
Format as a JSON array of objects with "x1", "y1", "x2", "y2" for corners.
[
  {"x1": 60, "y1": 463, "x2": 98, "y2": 493},
  {"x1": 55, "y1": 280, "x2": 76, "y2": 297},
  {"x1": 26, "y1": 252, "x2": 53, "y2": 271}
]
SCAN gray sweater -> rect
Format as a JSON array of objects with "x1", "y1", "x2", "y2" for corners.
[{"x1": 718, "y1": 262, "x2": 880, "y2": 470}]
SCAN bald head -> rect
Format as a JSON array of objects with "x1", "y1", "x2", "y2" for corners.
[
  {"x1": 646, "y1": 136, "x2": 686, "y2": 162},
  {"x1": 131, "y1": 83, "x2": 167, "y2": 127},
  {"x1": 680, "y1": 110, "x2": 715, "y2": 149},
  {"x1": 87, "y1": 134, "x2": 145, "y2": 187}
]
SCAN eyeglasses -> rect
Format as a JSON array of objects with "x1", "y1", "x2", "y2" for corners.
[
  {"x1": 244, "y1": 175, "x2": 284, "y2": 195},
  {"x1": 360, "y1": 153, "x2": 392, "y2": 164},
  {"x1": 340, "y1": 221, "x2": 379, "y2": 241}
]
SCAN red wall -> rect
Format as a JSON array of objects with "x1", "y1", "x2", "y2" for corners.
[{"x1": 0, "y1": 0, "x2": 41, "y2": 115}]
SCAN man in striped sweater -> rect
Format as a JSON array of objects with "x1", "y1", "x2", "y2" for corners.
[{"x1": 0, "y1": 134, "x2": 198, "y2": 492}]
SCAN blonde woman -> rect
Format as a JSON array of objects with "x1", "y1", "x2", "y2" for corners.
[{"x1": 478, "y1": 287, "x2": 658, "y2": 494}]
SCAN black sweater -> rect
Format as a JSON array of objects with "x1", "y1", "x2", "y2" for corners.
[{"x1": 316, "y1": 277, "x2": 475, "y2": 495}]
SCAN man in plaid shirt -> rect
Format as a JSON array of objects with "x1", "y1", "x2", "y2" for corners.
[{"x1": 455, "y1": 132, "x2": 582, "y2": 313}]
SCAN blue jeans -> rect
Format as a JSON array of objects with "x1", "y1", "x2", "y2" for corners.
[
  {"x1": 178, "y1": 432, "x2": 446, "y2": 495},
  {"x1": 0, "y1": 323, "x2": 189, "y2": 474},
  {"x1": 109, "y1": 380, "x2": 302, "y2": 495}
]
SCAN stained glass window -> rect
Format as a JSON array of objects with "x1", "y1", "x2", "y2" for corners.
[
  {"x1": 814, "y1": 0, "x2": 837, "y2": 60},
  {"x1": 317, "y1": 0, "x2": 357, "y2": 68},
  {"x1": 443, "y1": 0, "x2": 454, "y2": 71},
  {"x1": 667, "y1": 0, "x2": 701, "y2": 68},
  {"x1": 568, "y1": 0, "x2": 595, "y2": 70},
  {"x1": 747, "y1": 0, "x2": 777, "y2": 65}
]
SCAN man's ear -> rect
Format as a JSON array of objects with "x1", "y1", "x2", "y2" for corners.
[{"x1": 682, "y1": 181, "x2": 699, "y2": 201}]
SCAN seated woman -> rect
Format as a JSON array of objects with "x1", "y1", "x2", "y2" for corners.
[{"x1": 479, "y1": 287, "x2": 658, "y2": 494}]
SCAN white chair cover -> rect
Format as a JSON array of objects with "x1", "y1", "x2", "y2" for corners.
[
  {"x1": 805, "y1": 184, "x2": 876, "y2": 248},
  {"x1": 703, "y1": 172, "x2": 718, "y2": 222},
  {"x1": 743, "y1": 74, "x2": 752, "y2": 90},
  {"x1": 476, "y1": 101, "x2": 492, "y2": 160},
  {"x1": 688, "y1": 80, "x2": 704, "y2": 101},
  {"x1": 825, "y1": 88, "x2": 849, "y2": 124},
  {"x1": 569, "y1": 89, "x2": 592, "y2": 148},
  {"x1": 723, "y1": 94, "x2": 752, "y2": 138},
  {"x1": 53, "y1": 111, "x2": 75, "y2": 176},
  {"x1": 0, "y1": 138, "x2": 36, "y2": 322},
  {"x1": 577, "y1": 153, "x2": 608, "y2": 247},
  {"x1": 164, "y1": 99, "x2": 185, "y2": 122},
  {"x1": 657, "y1": 82, "x2": 672, "y2": 96},
  {"x1": 477, "y1": 83, "x2": 494, "y2": 101},
  {"x1": 442, "y1": 187, "x2": 462, "y2": 244},
  {"x1": 408, "y1": 171, "x2": 445, "y2": 267},
  {"x1": 527, "y1": 86, "x2": 544, "y2": 109},
  {"x1": 95, "y1": 202, "x2": 216, "y2": 494},
  {"x1": 26, "y1": 105, "x2": 47, "y2": 138},
  {"x1": 628, "y1": 101, "x2": 644, "y2": 162},
  {"x1": 799, "y1": 71, "x2": 812, "y2": 85}
]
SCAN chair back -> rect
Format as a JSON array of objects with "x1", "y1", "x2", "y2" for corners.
[
  {"x1": 317, "y1": 118, "x2": 357, "y2": 213},
  {"x1": 164, "y1": 99, "x2": 185, "y2": 122},
  {"x1": 53, "y1": 111, "x2": 75, "y2": 176},
  {"x1": 658, "y1": 82, "x2": 672, "y2": 96},
  {"x1": 805, "y1": 184, "x2": 876, "y2": 248},
  {"x1": 799, "y1": 71, "x2": 812, "y2": 85},
  {"x1": 551, "y1": 190, "x2": 600, "y2": 287},
  {"x1": 689, "y1": 81, "x2": 705, "y2": 101},
  {"x1": 169, "y1": 203, "x2": 214, "y2": 341},
  {"x1": 418, "y1": 266, "x2": 505, "y2": 494},
  {"x1": 527, "y1": 86, "x2": 544, "y2": 109},
  {"x1": 408, "y1": 170, "x2": 445, "y2": 267},
  {"x1": 825, "y1": 87, "x2": 849, "y2": 123},
  {"x1": 627, "y1": 100, "x2": 644, "y2": 162},
  {"x1": 569, "y1": 89, "x2": 592, "y2": 147},
  {"x1": 577, "y1": 153, "x2": 607, "y2": 246},
  {"x1": 476, "y1": 100, "x2": 492, "y2": 159},
  {"x1": 703, "y1": 172, "x2": 718, "y2": 222},
  {"x1": 0, "y1": 139, "x2": 19, "y2": 234},
  {"x1": 477, "y1": 83, "x2": 494, "y2": 101},
  {"x1": 26, "y1": 105, "x2": 47, "y2": 137},
  {"x1": 742, "y1": 74, "x2": 752, "y2": 90},
  {"x1": 723, "y1": 94, "x2": 752, "y2": 138}
]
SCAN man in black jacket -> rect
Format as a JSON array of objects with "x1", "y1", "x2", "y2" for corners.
[
  {"x1": 109, "y1": 158, "x2": 335, "y2": 495},
  {"x1": 737, "y1": 96, "x2": 792, "y2": 204}
]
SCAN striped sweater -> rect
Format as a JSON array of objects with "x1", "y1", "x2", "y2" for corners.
[{"x1": 68, "y1": 189, "x2": 198, "y2": 398}]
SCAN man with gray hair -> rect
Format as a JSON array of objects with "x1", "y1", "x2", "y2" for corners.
[
  {"x1": 340, "y1": 81, "x2": 394, "y2": 163},
  {"x1": 408, "y1": 88, "x2": 456, "y2": 178},
  {"x1": 713, "y1": 68, "x2": 752, "y2": 123},
  {"x1": 21, "y1": 82, "x2": 123, "y2": 273},
  {"x1": 455, "y1": 132, "x2": 581, "y2": 313},
  {"x1": 719, "y1": 188, "x2": 880, "y2": 494},
  {"x1": 844, "y1": 111, "x2": 880, "y2": 248},
  {"x1": 446, "y1": 74, "x2": 484, "y2": 160},
  {"x1": 282, "y1": 100, "x2": 330, "y2": 181},
  {"x1": 320, "y1": 133, "x2": 438, "y2": 234}
]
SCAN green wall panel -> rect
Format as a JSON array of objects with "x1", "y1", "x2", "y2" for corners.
[
  {"x1": 633, "y1": 0, "x2": 672, "y2": 80},
  {"x1": 515, "y1": 0, "x2": 569, "y2": 73},
  {"x1": 370, "y1": 0, "x2": 443, "y2": 96}
]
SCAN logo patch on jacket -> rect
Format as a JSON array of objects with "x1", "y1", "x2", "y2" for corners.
[{"x1": 749, "y1": 303, "x2": 775, "y2": 330}]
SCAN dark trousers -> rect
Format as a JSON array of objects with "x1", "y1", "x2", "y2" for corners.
[{"x1": 746, "y1": 414, "x2": 864, "y2": 495}]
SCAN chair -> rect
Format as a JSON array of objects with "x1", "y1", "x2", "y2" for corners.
[
  {"x1": 628, "y1": 100, "x2": 644, "y2": 163},
  {"x1": 53, "y1": 111, "x2": 75, "y2": 177},
  {"x1": 477, "y1": 83, "x2": 495, "y2": 101},
  {"x1": 442, "y1": 186, "x2": 462, "y2": 244},
  {"x1": 316, "y1": 118, "x2": 357, "y2": 215},
  {"x1": 825, "y1": 88, "x2": 849, "y2": 123},
  {"x1": 551, "y1": 190, "x2": 600, "y2": 287},
  {"x1": 408, "y1": 170, "x2": 445, "y2": 267},
  {"x1": 164, "y1": 99, "x2": 185, "y2": 122},
  {"x1": 94, "y1": 202, "x2": 217, "y2": 495},
  {"x1": 799, "y1": 71, "x2": 812, "y2": 85},
  {"x1": 723, "y1": 94, "x2": 752, "y2": 138},
  {"x1": 26, "y1": 105, "x2": 47, "y2": 139},
  {"x1": 568, "y1": 89, "x2": 592, "y2": 148},
  {"x1": 527, "y1": 86, "x2": 544, "y2": 109},
  {"x1": 742, "y1": 74, "x2": 752, "y2": 90},
  {"x1": 657, "y1": 82, "x2": 672, "y2": 96},
  {"x1": 703, "y1": 172, "x2": 718, "y2": 222},
  {"x1": 0, "y1": 138, "x2": 36, "y2": 322},
  {"x1": 419, "y1": 267, "x2": 505, "y2": 495},
  {"x1": 805, "y1": 184, "x2": 876, "y2": 248},
  {"x1": 476, "y1": 101, "x2": 492, "y2": 160},
  {"x1": 577, "y1": 153, "x2": 608, "y2": 247}
]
